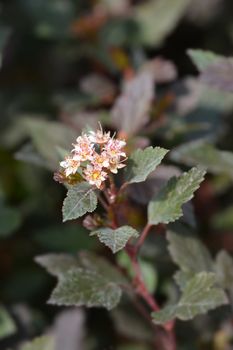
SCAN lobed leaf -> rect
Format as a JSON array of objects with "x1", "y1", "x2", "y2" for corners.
[
  {"x1": 36, "y1": 252, "x2": 127, "y2": 310},
  {"x1": 91, "y1": 226, "x2": 138, "y2": 253},
  {"x1": 35, "y1": 254, "x2": 80, "y2": 277},
  {"x1": 62, "y1": 183, "x2": 97, "y2": 222},
  {"x1": 49, "y1": 268, "x2": 122, "y2": 310},
  {"x1": 167, "y1": 225, "x2": 214, "y2": 275},
  {"x1": 148, "y1": 167, "x2": 206, "y2": 225},
  {"x1": 125, "y1": 146, "x2": 168, "y2": 184},
  {"x1": 152, "y1": 272, "x2": 228, "y2": 324}
]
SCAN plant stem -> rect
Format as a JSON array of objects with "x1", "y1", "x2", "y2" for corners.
[
  {"x1": 101, "y1": 183, "x2": 176, "y2": 349},
  {"x1": 125, "y1": 243, "x2": 159, "y2": 312},
  {"x1": 125, "y1": 223, "x2": 176, "y2": 349},
  {"x1": 135, "y1": 223, "x2": 152, "y2": 254}
]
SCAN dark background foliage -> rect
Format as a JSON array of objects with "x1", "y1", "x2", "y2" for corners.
[{"x1": 1, "y1": 1, "x2": 233, "y2": 349}]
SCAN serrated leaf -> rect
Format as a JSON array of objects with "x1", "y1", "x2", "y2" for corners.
[
  {"x1": 111, "y1": 73, "x2": 154, "y2": 135},
  {"x1": 135, "y1": 0, "x2": 191, "y2": 47},
  {"x1": 62, "y1": 183, "x2": 97, "y2": 222},
  {"x1": 0, "y1": 306, "x2": 16, "y2": 339},
  {"x1": 170, "y1": 141, "x2": 233, "y2": 179},
  {"x1": 175, "y1": 273, "x2": 227, "y2": 319},
  {"x1": 187, "y1": 49, "x2": 223, "y2": 71},
  {"x1": 215, "y1": 251, "x2": 233, "y2": 290},
  {"x1": 36, "y1": 252, "x2": 127, "y2": 310},
  {"x1": 173, "y1": 270, "x2": 194, "y2": 291},
  {"x1": 78, "y1": 252, "x2": 126, "y2": 283},
  {"x1": 167, "y1": 225, "x2": 214, "y2": 274},
  {"x1": 152, "y1": 272, "x2": 228, "y2": 324},
  {"x1": 20, "y1": 336, "x2": 54, "y2": 350},
  {"x1": 49, "y1": 268, "x2": 122, "y2": 310},
  {"x1": 148, "y1": 167, "x2": 206, "y2": 225},
  {"x1": 35, "y1": 254, "x2": 80, "y2": 277},
  {"x1": 125, "y1": 146, "x2": 168, "y2": 184},
  {"x1": 91, "y1": 226, "x2": 138, "y2": 253}
]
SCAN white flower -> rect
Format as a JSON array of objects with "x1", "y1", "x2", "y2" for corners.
[
  {"x1": 58, "y1": 124, "x2": 127, "y2": 184},
  {"x1": 104, "y1": 138, "x2": 126, "y2": 159},
  {"x1": 109, "y1": 158, "x2": 126, "y2": 174},
  {"x1": 83, "y1": 165, "x2": 107, "y2": 189},
  {"x1": 92, "y1": 151, "x2": 110, "y2": 168},
  {"x1": 88, "y1": 123, "x2": 111, "y2": 144},
  {"x1": 60, "y1": 156, "x2": 80, "y2": 177},
  {"x1": 72, "y1": 135, "x2": 94, "y2": 161}
]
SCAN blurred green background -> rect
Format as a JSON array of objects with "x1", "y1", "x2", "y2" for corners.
[{"x1": 1, "y1": 1, "x2": 233, "y2": 349}]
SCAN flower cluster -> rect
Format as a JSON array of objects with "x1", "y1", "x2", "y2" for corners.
[{"x1": 58, "y1": 126, "x2": 126, "y2": 189}]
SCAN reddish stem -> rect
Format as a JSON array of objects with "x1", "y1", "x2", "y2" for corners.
[
  {"x1": 135, "y1": 223, "x2": 152, "y2": 253},
  {"x1": 99, "y1": 180, "x2": 176, "y2": 349}
]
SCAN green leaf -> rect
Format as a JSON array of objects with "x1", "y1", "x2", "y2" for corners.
[
  {"x1": 0, "y1": 206, "x2": 22, "y2": 237},
  {"x1": 152, "y1": 272, "x2": 228, "y2": 324},
  {"x1": 36, "y1": 252, "x2": 127, "y2": 310},
  {"x1": 62, "y1": 183, "x2": 97, "y2": 222},
  {"x1": 125, "y1": 146, "x2": 168, "y2": 184},
  {"x1": 167, "y1": 225, "x2": 214, "y2": 290},
  {"x1": 91, "y1": 226, "x2": 138, "y2": 253},
  {"x1": 170, "y1": 141, "x2": 233, "y2": 179},
  {"x1": 215, "y1": 251, "x2": 233, "y2": 291},
  {"x1": 173, "y1": 270, "x2": 194, "y2": 291},
  {"x1": 187, "y1": 49, "x2": 223, "y2": 71},
  {"x1": 20, "y1": 335, "x2": 54, "y2": 350},
  {"x1": 0, "y1": 306, "x2": 16, "y2": 339},
  {"x1": 148, "y1": 167, "x2": 206, "y2": 225},
  {"x1": 35, "y1": 254, "x2": 80, "y2": 277},
  {"x1": 167, "y1": 225, "x2": 214, "y2": 274},
  {"x1": 135, "y1": 0, "x2": 191, "y2": 47},
  {"x1": 49, "y1": 268, "x2": 122, "y2": 310}
]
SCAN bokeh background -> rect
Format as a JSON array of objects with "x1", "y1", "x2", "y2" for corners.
[{"x1": 1, "y1": 1, "x2": 233, "y2": 349}]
